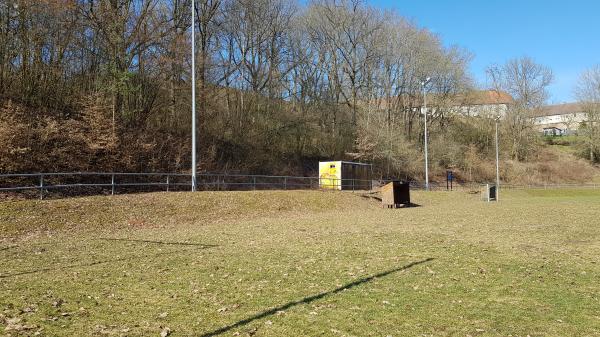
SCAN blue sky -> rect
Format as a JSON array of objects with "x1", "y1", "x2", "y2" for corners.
[{"x1": 368, "y1": 0, "x2": 600, "y2": 103}]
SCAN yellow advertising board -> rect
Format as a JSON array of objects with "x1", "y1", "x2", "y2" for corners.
[{"x1": 319, "y1": 161, "x2": 342, "y2": 190}]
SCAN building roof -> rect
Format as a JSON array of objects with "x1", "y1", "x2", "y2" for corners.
[
  {"x1": 451, "y1": 90, "x2": 514, "y2": 106},
  {"x1": 533, "y1": 103, "x2": 584, "y2": 117},
  {"x1": 366, "y1": 90, "x2": 514, "y2": 110},
  {"x1": 428, "y1": 90, "x2": 514, "y2": 106}
]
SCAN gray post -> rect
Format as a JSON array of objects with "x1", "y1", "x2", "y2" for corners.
[
  {"x1": 422, "y1": 78, "x2": 431, "y2": 191},
  {"x1": 495, "y1": 117, "x2": 500, "y2": 201},
  {"x1": 370, "y1": 164, "x2": 373, "y2": 191},
  {"x1": 39, "y1": 174, "x2": 44, "y2": 200},
  {"x1": 166, "y1": 175, "x2": 170, "y2": 192},
  {"x1": 111, "y1": 174, "x2": 115, "y2": 195},
  {"x1": 253, "y1": 176, "x2": 256, "y2": 191},
  {"x1": 191, "y1": 0, "x2": 197, "y2": 192},
  {"x1": 284, "y1": 177, "x2": 287, "y2": 190}
]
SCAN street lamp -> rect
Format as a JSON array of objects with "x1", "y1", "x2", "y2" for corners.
[
  {"x1": 191, "y1": 0, "x2": 197, "y2": 192},
  {"x1": 495, "y1": 115, "x2": 501, "y2": 201},
  {"x1": 421, "y1": 77, "x2": 431, "y2": 190}
]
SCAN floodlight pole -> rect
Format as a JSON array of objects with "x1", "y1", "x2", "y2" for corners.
[
  {"x1": 191, "y1": 0, "x2": 197, "y2": 192},
  {"x1": 495, "y1": 116, "x2": 500, "y2": 201},
  {"x1": 422, "y1": 78, "x2": 431, "y2": 191}
]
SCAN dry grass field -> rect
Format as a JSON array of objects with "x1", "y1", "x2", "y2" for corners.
[{"x1": 1, "y1": 189, "x2": 599, "y2": 336}]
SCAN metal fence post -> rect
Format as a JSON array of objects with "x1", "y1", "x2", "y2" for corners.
[
  {"x1": 284, "y1": 177, "x2": 287, "y2": 190},
  {"x1": 253, "y1": 176, "x2": 256, "y2": 190},
  {"x1": 166, "y1": 175, "x2": 170, "y2": 192},
  {"x1": 111, "y1": 174, "x2": 115, "y2": 195},
  {"x1": 39, "y1": 174, "x2": 44, "y2": 200}
]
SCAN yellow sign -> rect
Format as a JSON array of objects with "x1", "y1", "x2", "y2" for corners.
[{"x1": 319, "y1": 161, "x2": 342, "y2": 190}]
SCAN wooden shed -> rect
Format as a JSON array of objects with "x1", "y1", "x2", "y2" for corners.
[{"x1": 381, "y1": 181, "x2": 411, "y2": 208}]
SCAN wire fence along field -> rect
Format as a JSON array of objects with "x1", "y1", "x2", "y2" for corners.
[
  {"x1": 0, "y1": 172, "x2": 374, "y2": 200},
  {"x1": 1, "y1": 172, "x2": 599, "y2": 200}
]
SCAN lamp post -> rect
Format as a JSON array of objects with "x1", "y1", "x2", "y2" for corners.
[
  {"x1": 421, "y1": 77, "x2": 431, "y2": 190},
  {"x1": 495, "y1": 116, "x2": 501, "y2": 201},
  {"x1": 191, "y1": 0, "x2": 197, "y2": 192}
]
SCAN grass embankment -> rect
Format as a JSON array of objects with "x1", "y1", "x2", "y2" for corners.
[{"x1": 1, "y1": 189, "x2": 599, "y2": 336}]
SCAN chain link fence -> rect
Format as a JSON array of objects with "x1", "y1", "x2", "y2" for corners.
[
  {"x1": 0, "y1": 172, "x2": 375, "y2": 200},
  {"x1": 1, "y1": 172, "x2": 598, "y2": 200}
]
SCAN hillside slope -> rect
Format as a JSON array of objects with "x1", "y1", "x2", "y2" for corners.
[{"x1": 442, "y1": 145, "x2": 599, "y2": 185}]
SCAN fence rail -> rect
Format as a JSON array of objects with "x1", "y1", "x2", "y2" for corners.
[
  {"x1": 1, "y1": 172, "x2": 598, "y2": 200},
  {"x1": 499, "y1": 183, "x2": 600, "y2": 190},
  {"x1": 0, "y1": 172, "x2": 376, "y2": 200}
]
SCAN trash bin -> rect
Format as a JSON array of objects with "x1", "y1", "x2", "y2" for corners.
[{"x1": 381, "y1": 181, "x2": 410, "y2": 208}]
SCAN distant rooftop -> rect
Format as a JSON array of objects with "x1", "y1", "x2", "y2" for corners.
[
  {"x1": 533, "y1": 103, "x2": 584, "y2": 117},
  {"x1": 367, "y1": 90, "x2": 514, "y2": 109},
  {"x1": 452, "y1": 90, "x2": 514, "y2": 106}
]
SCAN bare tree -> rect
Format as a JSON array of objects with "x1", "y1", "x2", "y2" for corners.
[
  {"x1": 487, "y1": 56, "x2": 553, "y2": 160},
  {"x1": 575, "y1": 65, "x2": 600, "y2": 162},
  {"x1": 0, "y1": 0, "x2": 477, "y2": 179}
]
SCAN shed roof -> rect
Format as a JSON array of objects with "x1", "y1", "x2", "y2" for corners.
[{"x1": 320, "y1": 161, "x2": 372, "y2": 167}]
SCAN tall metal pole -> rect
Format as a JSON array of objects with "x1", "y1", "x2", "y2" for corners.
[
  {"x1": 422, "y1": 82, "x2": 429, "y2": 191},
  {"x1": 191, "y1": 0, "x2": 197, "y2": 192},
  {"x1": 495, "y1": 117, "x2": 500, "y2": 201}
]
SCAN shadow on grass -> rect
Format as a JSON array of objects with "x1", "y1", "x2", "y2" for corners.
[
  {"x1": 358, "y1": 195, "x2": 421, "y2": 208},
  {"x1": 199, "y1": 258, "x2": 434, "y2": 337},
  {"x1": 97, "y1": 238, "x2": 217, "y2": 247},
  {"x1": 380, "y1": 203, "x2": 421, "y2": 208},
  {"x1": 0, "y1": 244, "x2": 216, "y2": 279}
]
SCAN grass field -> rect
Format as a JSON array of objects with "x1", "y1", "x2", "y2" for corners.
[{"x1": 1, "y1": 189, "x2": 599, "y2": 336}]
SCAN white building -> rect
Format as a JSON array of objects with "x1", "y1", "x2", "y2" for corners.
[
  {"x1": 449, "y1": 90, "x2": 514, "y2": 118},
  {"x1": 368, "y1": 90, "x2": 514, "y2": 118},
  {"x1": 532, "y1": 103, "x2": 587, "y2": 136}
]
